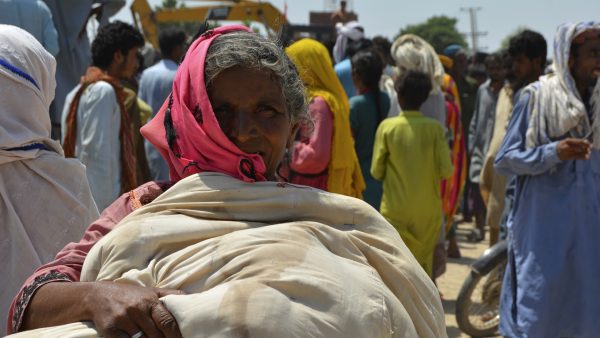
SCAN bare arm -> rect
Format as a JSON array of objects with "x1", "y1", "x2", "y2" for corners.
[
  {"x1": 23, "y1": 281, "x2": 183, "y2": 338},
  {"x1": 8, "y1": 182, "x2": 176, "y2": 337}
]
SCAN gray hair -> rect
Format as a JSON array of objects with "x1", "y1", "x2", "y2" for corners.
[{"x1": 205, "y1": 31, "x2": 309, "y2": 125}]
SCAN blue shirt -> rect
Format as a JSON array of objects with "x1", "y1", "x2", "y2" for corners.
[
  {"x1": 350, "y1": 91, "x2": 389, "y2": 209},
  {"x1": 334, "y1": 59, "x2": 356, "y2": 99},
  {"x1": 495, "y1": 85, "x2": 600, "y2": 337},
  {"x1": 138, "y1": 59, "x2": 178, "y2": 181},
  {"x1": 0, "y1": 0, "x2": 59, "y2": 56},
  {"x1": 468, "y1": 79, "x2": 500, "y2": 182}
]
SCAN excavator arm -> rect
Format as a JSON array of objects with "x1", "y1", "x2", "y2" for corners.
[{"x1": 131, "y1": 0, "x2": 287, "y2": 48}]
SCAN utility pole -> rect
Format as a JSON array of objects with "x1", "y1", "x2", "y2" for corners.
[{"x1": 460, "y1": 7, "x2": 487, "y2": 53}]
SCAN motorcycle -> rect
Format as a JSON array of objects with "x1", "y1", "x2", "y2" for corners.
[{"x1": 455, "y1": 240, "x2": 507, "y2": 337}]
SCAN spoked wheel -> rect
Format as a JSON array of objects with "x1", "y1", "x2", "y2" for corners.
[{"x1": 455, "y1": 259, "x2": 506, "y2": 337}]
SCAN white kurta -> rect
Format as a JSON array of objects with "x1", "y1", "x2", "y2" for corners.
[{"x1": 61, "y1": 81, "x2": 121, "y2": 212}]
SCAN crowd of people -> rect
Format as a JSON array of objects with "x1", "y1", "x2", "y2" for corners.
[{"x1": 1, "y1": 1, "x2": 600, "y2": 337}]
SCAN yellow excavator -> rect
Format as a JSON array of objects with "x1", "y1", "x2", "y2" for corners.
[{"x1": 130, "y1": 0, "x2": 289, "y2": 48}]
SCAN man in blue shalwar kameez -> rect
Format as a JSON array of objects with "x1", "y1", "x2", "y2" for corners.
[{"x1": 495, "y1": 21, "x2": 600, "y2": 338}]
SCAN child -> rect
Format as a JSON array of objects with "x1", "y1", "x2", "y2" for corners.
[
  {"x1": 349, "y1": 50, "x2": 390, "y2": 209},
  {"x1": 371, "y1": 70, "x2": 453, "y2": 276}
]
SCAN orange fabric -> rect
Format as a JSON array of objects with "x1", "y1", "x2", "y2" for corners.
[{"x1": 63, "y1": 66, "x2": 137, "y2": 194}]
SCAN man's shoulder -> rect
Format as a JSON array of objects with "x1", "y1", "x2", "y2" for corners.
[
  {"x1": 478, "y1": 79, "x2": 492, "y2": 92},
  {"x1": 349, "y1": 94, "x2": 367, "y2": 106},
  {"x1": 85, "y1": 81, "x2": 117, "y2": 99},
  {"x1": 379, "y1": 116, "x2": 404, "y2": 129},
  {"x1": 141, "y1": 62, "x2": 177, "y2": 82},
  {"x1": 142, "y1": 62, "x2": 165, "y2": 75}
]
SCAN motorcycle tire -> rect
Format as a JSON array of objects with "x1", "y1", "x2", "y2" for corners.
[{"x1": 455, "y1": 263, "x2": 505, "y2": 337}]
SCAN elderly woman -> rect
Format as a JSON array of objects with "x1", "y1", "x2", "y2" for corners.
[
  {"x1": 285, "y1": 38, "x2": 365, "y2": 198},
  {"x1": 0, "y1": 25, "x2": 99, "y2": 335},
  {"x1": 8, "y1": 26, "x2": 445, "y2": 338}
]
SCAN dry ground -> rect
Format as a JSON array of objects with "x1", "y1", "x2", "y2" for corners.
[{"x1": 437, "y1": 222, "x2": 502, "y2": 338}]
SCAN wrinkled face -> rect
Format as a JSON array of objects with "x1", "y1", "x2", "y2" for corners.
[
  {"x1": 569, "y1": 37, "x2": 600, "y2": 89},
  {"x1": 486, "y1": 59, "x2": 505, "y2": 84},
  {"x1": 209, "y1": 66, "x2": 298, "y2": 180},
  {"x1": 511, "y1": 53, "x2": 539, "y2": 88}
]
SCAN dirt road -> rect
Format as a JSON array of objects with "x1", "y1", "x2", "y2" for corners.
[{"x1": 437, "y1": 222, "x2": 501, "y2": 338}]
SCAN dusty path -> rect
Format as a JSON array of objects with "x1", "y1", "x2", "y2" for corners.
[{"x1": 437, "y1": 222, "x2": 501, "y2": 338}]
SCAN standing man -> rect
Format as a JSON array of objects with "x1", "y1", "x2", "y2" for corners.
[
  {"x1": 61, "y1": 21, "x2": 149, "y2": 212},
  {"x1": 480, "y1": 30, "x2": 547, "y2": 245},
  {"x1": 467, "y1": 52, "x2": 505, "y2": 240},
  {"x1": 0, "y1": 0, "x2": 59, "y2": 56},
  {"x1": 44, "y1": 0, "x2": 125, "y2": 139},
  {"x1": 139, "y1": 28, "x2": 187, "y2": 181},
  {"x1": 330, "y1": 0, "x2": 354, "y2": 26},
  {"x1": 495, "y1": 22, "x2": 600, "y2": 337}
]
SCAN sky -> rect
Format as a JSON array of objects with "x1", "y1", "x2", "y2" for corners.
[{"x1": 114, "y1": 0, "x2": 599, "y2": 52}]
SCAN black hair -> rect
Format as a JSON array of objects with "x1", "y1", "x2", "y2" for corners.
[
  {"x1": 371, "y1": 35, "x2": 393, "y2": 66},
  {"x1": 158, "y1": 28, "x2": 187, "y2": 59},
  {"x1": 508, "y1": 30, "x2": 547, "y2": 64},
  {"x1": 346, "y1": 38, "x2": 373, "y2": 58},
  {"x1": 91, "y1": 21, "x2": 144, "y2": 69},
  {"x1": 499, "y1": 49, "x2": 515, "y2": 84},
  {"x1": 351, "y1": 50, "x2": 385, "y2": 123},
  {"x1": 485, "y1": 52, "x2": 503, "y2": 65},
  {"x1": 394, "y1": 70, "x2": 432, "y2": 110}
]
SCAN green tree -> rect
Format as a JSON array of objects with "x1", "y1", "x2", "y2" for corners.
[
  {"x1": 160, "y1": 0, "x2": 178, "y2": 8},
  {"x1": 499, "y1": 26, "x2": 529, "y2": 51},
  {"x1": 397, "y1": 16, "x2": 468, "y2": 53}
]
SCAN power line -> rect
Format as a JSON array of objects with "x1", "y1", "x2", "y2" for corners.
[{"x1": 460, "y1": 7, "x2": 487, "y2": 53}]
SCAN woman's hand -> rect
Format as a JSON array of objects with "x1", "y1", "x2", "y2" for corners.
[
  {"x1": 557, "y1": 138, "x2": 592, "y2": 160},
  {"x1": 22, "y1": 281, "x2": 184, "y2": 338},
  {"x1": 86, "y1": 281, "x2": 184, "y2": 338}
]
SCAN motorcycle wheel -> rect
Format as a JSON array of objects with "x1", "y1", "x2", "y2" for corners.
[{"x1": 455, "y1": 259, "x2": 506, "y2": 337}]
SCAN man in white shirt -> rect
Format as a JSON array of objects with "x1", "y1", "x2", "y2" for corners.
[{"x1": 61, "y1": 21, "x2": 145, "y2": 211}]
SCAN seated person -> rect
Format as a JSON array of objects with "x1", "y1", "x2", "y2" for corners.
[{"x1": 8, "y1": 26, "x2": 446, "y2": 338}]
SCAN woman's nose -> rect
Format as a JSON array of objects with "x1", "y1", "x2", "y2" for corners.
[{"x1": 228, "y1": 111, "x2": 258, "y2": 142}]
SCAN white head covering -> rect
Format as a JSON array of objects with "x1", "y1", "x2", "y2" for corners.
[
  {"x1": 381, "y1": 34, "x2": 447, "y2": 125},
  {"x1": 0, "y1": 24, "x2": 61, "y2": 161},
  {"x1": 0, "y1": 25, "x2": 99, "y2": 333},
  {"x1": 525, "y1": 21, "x2": 600, "y2": 149},
  {"x1": 333, "y1": 21, "x2": 364, "y2": 64},
  {"x1": 390, "y1": 34, "x2": 445, "y2": 89}
]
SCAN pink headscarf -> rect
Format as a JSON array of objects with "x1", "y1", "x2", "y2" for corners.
[{"x1": 141, "y1": 25, "x2": 267, "y2": 182}]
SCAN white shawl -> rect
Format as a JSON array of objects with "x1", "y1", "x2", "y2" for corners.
[
  {"x1": 0, "y1": 24, "x2": 99, "y2": 333},
  {"x1": 11, "y1": 173, "x2": 447, "y2": 338},
  {"x1": 525, "y1": 22, "x2": 600, "y2": 149}
]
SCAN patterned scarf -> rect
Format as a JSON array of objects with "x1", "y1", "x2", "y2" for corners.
[
  {"x1": 63, "y1": 66, "x2": 137, "y2": 193},
  {"x1": 525, "y1": 22, "x2": 600, "y2": 149}
]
